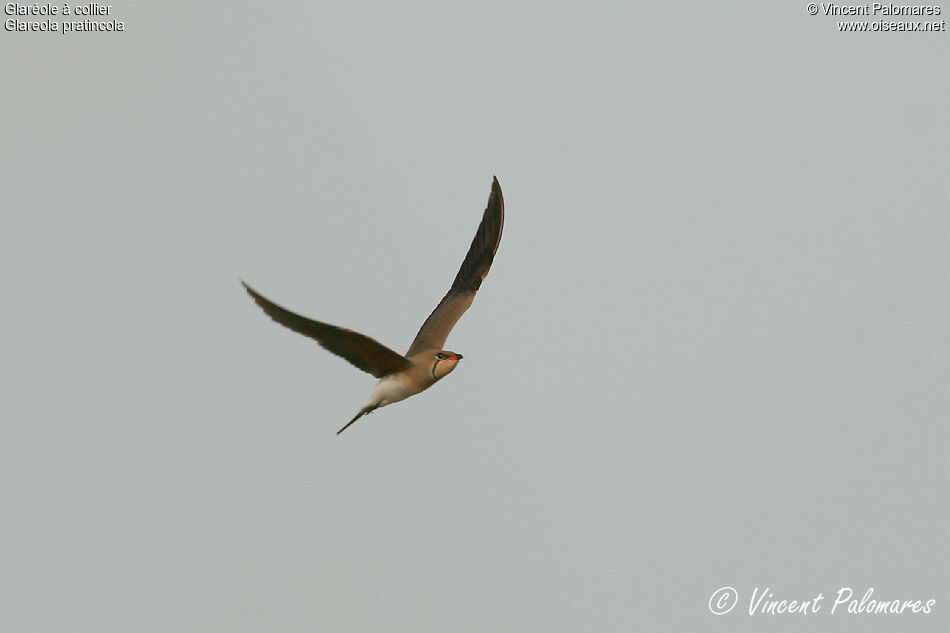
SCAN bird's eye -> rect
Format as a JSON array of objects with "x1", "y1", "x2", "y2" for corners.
[{"x1": 436, "y1": 353, "x2": 447, "y2": 360}]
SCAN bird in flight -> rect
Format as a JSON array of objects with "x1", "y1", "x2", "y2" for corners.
[{"x1": 242, "y1": 177, "x2": 504, "y2": 434}]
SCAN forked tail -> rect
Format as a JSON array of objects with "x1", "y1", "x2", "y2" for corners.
[{"x1": 337, "y1": 405, "x2": 377, "y2": 435}]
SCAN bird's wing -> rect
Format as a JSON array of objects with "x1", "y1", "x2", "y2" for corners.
[
  {"x1": 242, "y1": 282, "x2": 411, "y2": 379},
  {"x1": 406, "y1": 176, "x2": 504, "y2": 356}
]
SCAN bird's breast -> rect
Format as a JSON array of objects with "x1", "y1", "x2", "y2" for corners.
[{"x1": 369, "y1": 372, "x2": 430, "y2": 407}]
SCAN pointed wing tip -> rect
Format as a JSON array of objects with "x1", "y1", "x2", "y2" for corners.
[
  {"x1": 488, "y1": 177, "x2": 504, "y2": 243},
  {"x1": 488, "y1": 177, "x2": 504, "y2": 219},
  {"x1": 241, "y1": 280, "x2": 263, "y2": 302}
]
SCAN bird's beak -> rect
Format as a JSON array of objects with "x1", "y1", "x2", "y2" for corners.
[{"x1": 453, "y1": 354, "x2": 463, "y2": 360}]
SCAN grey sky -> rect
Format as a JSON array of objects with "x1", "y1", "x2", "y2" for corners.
[{"x1": 1, "y1": 3, "x2": 947, "y2": 632}]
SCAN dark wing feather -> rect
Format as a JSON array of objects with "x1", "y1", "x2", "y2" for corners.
[
  {"x1": 407, "y1": 176, "x2": 504, "y2": 355},
  {"x1": 242, "y1": 281, "x2": 410, "y2": 379}
]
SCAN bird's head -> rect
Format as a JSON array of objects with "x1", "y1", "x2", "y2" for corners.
[{"x1": 431, "y1": 350, "x2": 463, "y2": 380}]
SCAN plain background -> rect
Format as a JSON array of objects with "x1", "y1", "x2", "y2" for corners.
[{"x1": 2, "y1": 3, "x2": 947, "y2": 632}]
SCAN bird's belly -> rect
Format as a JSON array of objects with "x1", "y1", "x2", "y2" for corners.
[{"x1": 369, "y1": 374, "x2": 427, "y2": 407}]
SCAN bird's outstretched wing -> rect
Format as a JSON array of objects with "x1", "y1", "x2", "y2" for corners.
[
  {"x1": 407, "y1": 176, "x2": 504, "y2": 356},
  {"x1": 242, "y1": 281, "x2": 411, "y2": 379}
]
